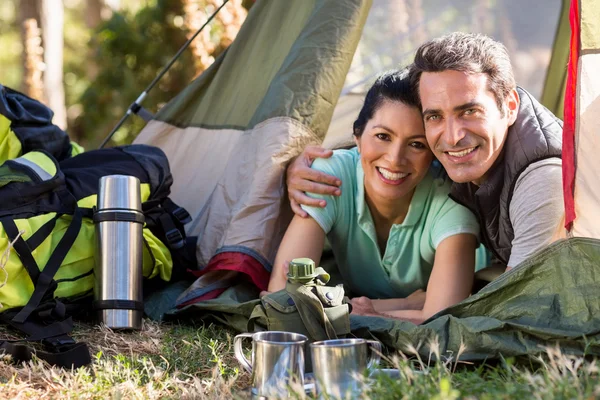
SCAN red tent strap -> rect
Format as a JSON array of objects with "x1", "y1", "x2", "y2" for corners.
[
  {"x1": 189, "y1": 251, "x2": 271, "y2": 292},
  {"x1": 562, "y1": 0, "x2": 579, "y2": 231}
]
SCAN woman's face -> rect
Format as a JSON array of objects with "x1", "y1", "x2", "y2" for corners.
[{"x1": 355, "y1": 100, "x2": 433, "y2": 206}]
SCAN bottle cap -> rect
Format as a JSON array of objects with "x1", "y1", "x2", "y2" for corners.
[{"x1": 287, "y1": 258, "x2": 317, "y2": 283}]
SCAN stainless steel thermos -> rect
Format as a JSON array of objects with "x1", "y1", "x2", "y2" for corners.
[{"x1": 93, "y1": 175, "x2": 144, "y2": 330}]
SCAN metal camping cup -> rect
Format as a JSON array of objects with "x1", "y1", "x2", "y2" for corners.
[
  {"x1": 234, "y1": 331, "x2": 308, "y2": 398},
  {"x1": 93, "y1": 175, "x2": 144, "y2": 330},
  {"x1": 310, "y1": 338, "x2": 382, "y2": 398}
]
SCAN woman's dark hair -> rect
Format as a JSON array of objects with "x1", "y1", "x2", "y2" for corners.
[{"x1": 352, "y1": 67, "x2": 420, "y2": 137}]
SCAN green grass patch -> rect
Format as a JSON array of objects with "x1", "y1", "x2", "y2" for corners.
[{"x1": 2, "y1": 320, "x2": 600, "y2": 399}]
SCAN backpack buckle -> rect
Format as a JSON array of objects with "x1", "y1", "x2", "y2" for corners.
[
  {"x1": 171, "y1": 207, "x2": 192, "y2": 225},
  {"x1": 165, "y1": 228, "x2": 185, "y2": 249},
  {"x1": 43, "y1": 336, "x2": 76, "y2": 347}
]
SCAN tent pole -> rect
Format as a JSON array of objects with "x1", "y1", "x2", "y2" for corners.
[{"x1": 98, "y1": 0, "x2": 231, "y2": 149}]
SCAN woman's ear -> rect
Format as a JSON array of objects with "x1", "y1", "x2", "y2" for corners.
[{"x1": 353, "y1": 135, "x2": 361, "y2": 153}]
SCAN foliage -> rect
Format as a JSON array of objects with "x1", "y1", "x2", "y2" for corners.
[
  {"x1": 73, "y1": 0, "x2": 251, "y2": 148},
  {"x1": 0, "y1": 1, "x2": 22, "y2": 89},
  {"x1": 0, "y1": 0, "x2": 101, "y2": 129},
  {"x1": 73, "y1": 0, "x2": 197, "y2": 148},
  {"x1": 0, "y1": 0, "x2": 250, "y2": 149}
]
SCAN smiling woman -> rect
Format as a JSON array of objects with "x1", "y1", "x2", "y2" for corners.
[
  {"x1": 268, "y1": 69, "x2": 488, "y2": 324},
  {"x1": 356, "y1": 101, "x2": 433, "y2": 230}
]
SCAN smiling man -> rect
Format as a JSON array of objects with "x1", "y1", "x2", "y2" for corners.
[
  {"x1": 409, "y1": 33, "x2": 564, "y2": 270},
  {"x1": 285, "y1": 32, "x2": 564, "y2": 275}
]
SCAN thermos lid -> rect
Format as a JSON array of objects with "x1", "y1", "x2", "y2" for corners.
[
  {"x1": 287, "y1": 258, "x2": 316, "y2": 282},
  {"x1": 97, "y1": 175, "x2": 142, "y2": 212}
]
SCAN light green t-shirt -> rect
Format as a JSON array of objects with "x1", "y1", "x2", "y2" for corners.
[{"x1": 301, "y1": 148, "x2": 486, "y2": 299}]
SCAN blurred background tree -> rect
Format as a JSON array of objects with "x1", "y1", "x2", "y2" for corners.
[{"x1": 0, "y1": 0, "x2": 251, "y2": 149}]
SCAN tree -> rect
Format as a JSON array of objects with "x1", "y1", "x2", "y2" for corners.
[
  {"x1": 76, "y1": 0, "x2": 250, "y2": 147},
  {"x1": 183, "y1": 0, "x2": 247, "y2": 76},
  {"x1": 19, "y1": 0, "x2": 43, "y2": 100},
  {"x1": 40, "y1": 0, "x2": 67, "y2": 129},
  {"x1": 75, "y1": 0, "x2": 196, "y2": 146},
  {"x1": 85, "y1": 0, "x2": 107, "y2": 81}
]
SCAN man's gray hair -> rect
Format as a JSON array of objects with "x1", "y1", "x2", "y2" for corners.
[{"x1": 410, "y1": 32, "x2": 516, "y2": 113}]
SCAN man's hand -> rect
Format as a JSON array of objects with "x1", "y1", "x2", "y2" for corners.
[
  {"x1": 286, "y1": 145, "x2": 341, "y2": 217},
  {"x1": 350, "y1": 296, "x2": 381, "y2": 317}
]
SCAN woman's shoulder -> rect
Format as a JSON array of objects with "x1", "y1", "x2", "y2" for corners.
[
  {"x1": 311, "y1": 147, "x2": 359, "y2": 179},
  {"x1": 420, "y1": 163, "x2": 453, "y2": 199}
]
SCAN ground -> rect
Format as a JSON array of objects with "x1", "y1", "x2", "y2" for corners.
[{"x1": 1, "y1": 320, "x2": 600, "y2": 399}]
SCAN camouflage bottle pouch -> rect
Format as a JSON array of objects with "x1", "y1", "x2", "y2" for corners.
[{"x1": 248, "y1": 267, "x2": 350, "y2": 341}]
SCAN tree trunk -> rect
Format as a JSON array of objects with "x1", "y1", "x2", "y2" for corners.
[
  {"x1": 19, "y1": 0, "x2": 44, "y2": 99},
  {"x1": 85, "y1": 0, "x2": 106, "y2": 81},
  {"x1": 40, "y1": 0, "x2": 67, "y2": 130},
  {"x1": 85, "y1": 0, "x2": 104, "y2": 28}
]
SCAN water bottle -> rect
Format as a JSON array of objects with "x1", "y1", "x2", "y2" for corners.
[{"x1": 93, "y1": 175, "x2": 144, "y2": 330}]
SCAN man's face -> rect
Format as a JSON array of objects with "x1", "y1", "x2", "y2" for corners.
[{"x1": 419, "y1": 70, "x2": 518, "y2": 185}]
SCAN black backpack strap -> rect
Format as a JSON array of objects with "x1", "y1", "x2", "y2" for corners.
[
  {"x1": 1, "y1": 216, "x2": 42, "y2": 284},
  {"x1": 26, "y1": 213, "x2": 63, "y2": 250},
  {"x1": 148, "y1": 198, "x2": 197, "y2": 272},
  {"x1": 158, "y1": 213, "x2": 185, "y2": 250},
  {"x1": 161, "y1": 198, "x2": 192, "y2": 225},
  {"x1": 0, "y1": 309, "x2": 91, "y2": 368},
  {"x1": 0, "y1": 339, "x2": 91, "y2": 368},
  {"x1": 1, "y1": 207, "x2": 82, "y2": 324}
]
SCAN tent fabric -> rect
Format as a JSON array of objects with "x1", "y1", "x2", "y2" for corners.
[
  {"x1": 322, "y1": 92, "x2": 365, "y2": 150},
  {"x1": 574, "y1": 52, "x2": 600, "y2": 238},
  {"x1": 162, "y1": 238, "x2": 600, "y2": 360},
  {"x1": 541, "y1": 0, "x2": 570, "y2": 119},
  {"x1": 134, "y1": 0, "x2": 372, "y2": 281},
  {"x1": 580, "y1": 0, "x2": 600, "y2": 49},
  {"x1": 571, "y1": 0, "x2": 600, "y2": 238},
  {"x1": 361, "y1": 237, "x2": 600, "y2": 360}
]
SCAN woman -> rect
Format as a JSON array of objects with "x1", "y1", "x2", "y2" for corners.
[{"x1": 268, "y1": 68, "x2": 484, "y2": 324}]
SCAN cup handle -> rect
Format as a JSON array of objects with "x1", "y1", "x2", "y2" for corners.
[
  {"x1": 234, "y1": 333, "x2": 254, "y2": 373},
  {"x1": 366, "y1": 340, "x2": 382, "y2": 369}
]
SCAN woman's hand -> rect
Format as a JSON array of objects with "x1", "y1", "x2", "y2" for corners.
[
  {"x1": 350, "y1": 297, "x2": 381, "y2": 317},
  {"x1": 286, "y1": 145, "x2": 341, "y2": 217},
  {"x1": 371, "y1": 289, "x2": 426, "y2": 312}
]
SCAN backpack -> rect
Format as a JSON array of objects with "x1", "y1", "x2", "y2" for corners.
[
  {"x1": 248, "y1": 267, "x2": 351, "y2": 341},
  {"x1": 0, "y1": 145, "x2": 196, "y2": 368},
  {"x1": 0, "y1": 84, "x2": 84, "y2": 163}
]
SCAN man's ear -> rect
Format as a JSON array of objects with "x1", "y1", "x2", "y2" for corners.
[
  {"x1": 506, "y1": 88, "x2": 520, "y2": 126},
  {"x1": 353, "y1": 135, "x2": 361, "y2": 153}
]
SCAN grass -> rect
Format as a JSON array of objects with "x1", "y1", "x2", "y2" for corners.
[
  {"x1": 0, "y1": 320, "x2": 247, "y2": 399},
  {"x1": 2, "y1": 320, "x2": 600, "y2": 399}
]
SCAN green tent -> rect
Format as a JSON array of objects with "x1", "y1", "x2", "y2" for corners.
[{"x1": 137, "y1": 0, "x2": 600, "y2": 361}]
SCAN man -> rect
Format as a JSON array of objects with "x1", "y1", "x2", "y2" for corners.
[{"x1": 285, "y1": 33, "x2": 564, "y2": 318}]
